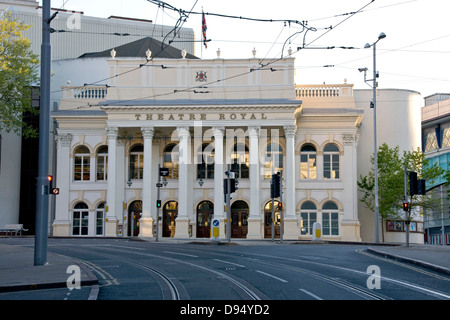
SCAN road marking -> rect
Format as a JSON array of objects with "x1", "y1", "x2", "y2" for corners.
[
  {"x1": 357, "y1": 249, "x2": 450, "y2": 281},
  {"x1": 163, "y1": 251, "x2": 198, "y2": 258},
  {"x1": 256, "y1": 270, "x2": 288, "y2": 283},
  {"x1": 214, "y1": 259, "x2": 246, "y2": 268},
  {"x1": 299, "y1": 288, "x2": 323, "y2": 300}
]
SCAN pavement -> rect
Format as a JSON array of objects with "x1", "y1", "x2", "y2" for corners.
[{"x1": 0, "y1": 237, "x2": 449, "y2": 300}]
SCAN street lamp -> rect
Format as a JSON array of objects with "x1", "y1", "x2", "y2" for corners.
[{"x1": 361, "y1": 32, "x2": 386, "y2": 243}]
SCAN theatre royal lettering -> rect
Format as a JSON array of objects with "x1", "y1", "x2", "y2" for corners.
[{"x1": 134, "y1": 113, "x2": 268, "y2": 121}]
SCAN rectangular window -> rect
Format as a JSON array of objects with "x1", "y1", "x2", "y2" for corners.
[
  {"x1": 96, "y1": 210, "x2": 104, "y2": 235},
  {"x1": 324, "y1": 154, "x2": 339, "y2": 179},
  {"x1": 130, "y1": 154, "x2": 143, "y2": 179},
  {"x1": 301, "y1": 154, "x2": 316, "y2": 179},
  {"x1": 323, "y1": 212, "x2": 339, "y2": 235},
  {"x1": 74, "y1": 155, "x2": 90, "y2": 181},
  {"x1": 96, "y1": 155, "x2": 108, "y2": 181},
  {"x1": 301, "y1": 212, "x2": 316, "y2": 235}
]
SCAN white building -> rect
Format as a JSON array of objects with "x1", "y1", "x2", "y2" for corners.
[
  {"x1": 51, "y1": 53, "x2": 423, "y2": 242},
  {"x1": 0, "y1": 0, "x2": 194, "y2": 230}
]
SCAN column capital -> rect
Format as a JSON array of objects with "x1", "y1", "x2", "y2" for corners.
[
  {"x1": 106, "y1": 126, "x2": 119, "y2": 139},
  {"x1": 177, "y1": 126, "x2": 190, "y2": 139},
  {"x1": 141, "y1": 127, "x2": 155, "y2": 139},
  {"x1": 343, "y1": 133, "x2": 358, "y2": 146},
  {"x1": 212, "y1": 127, "x2": 225, "y2": 138},
  {"x1": 248, "y1": 126, "x2": 260, "y2": 138},
  {"x1": 284, "y1": 125, "x2": 297, "y2": 138},
  {"x1": 57, "y1": 133, "x2": 72, "y2": 147}
]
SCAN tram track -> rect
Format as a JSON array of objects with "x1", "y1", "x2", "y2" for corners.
[{"x1": 74, "y1": 245, "x2": 266, "y2": 300}]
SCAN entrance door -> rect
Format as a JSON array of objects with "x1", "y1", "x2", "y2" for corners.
[
  {"x1": 128, "y1": 200, "x2": 142, "y2": 237},
  {"x1": 163, "y1": 201, "x2": 178, "y2": 237},
  {"x1": 231, "y1": 200, "x2": 248, "y2": 238},
  {"x1": 197, "y1": 201, "x2": 214, "y2": 238},
  {"x1": 264, "y1": 200, "x2": 281, "y2": 238}
]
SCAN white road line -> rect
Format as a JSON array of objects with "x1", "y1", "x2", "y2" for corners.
[
  {"x1": 299, "y1": 288, "x2": 323, "y2": 300},
  {"x1": 214, "y1": 259, "x2": 246, "y2": 268},
  {"x1": 163, "y1": 251, "x2": 198, "y2": 258},
  {"x1": 256, "y1": 270, "x2": 288, "y2": 283}
]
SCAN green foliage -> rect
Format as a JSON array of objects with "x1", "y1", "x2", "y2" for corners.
[
  {"x1": 0, "y1": 12, "x2": 40, "y2": 138},
  {"x1": 358, "y1": 143, "x2": 447, "y2": 223}
]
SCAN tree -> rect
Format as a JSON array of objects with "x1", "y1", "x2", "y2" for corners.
[
  {"x1": 0, "y1": 12, "x2": 39, "y2": 138},
  {"x1": 358, "y1": 143, "x2": 446, "y2": 242}
]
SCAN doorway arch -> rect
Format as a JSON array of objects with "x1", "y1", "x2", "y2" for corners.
[
  {"x1": 163, "y1": 201, "x2": 178, "y2": 237},
  {"x1": 231, "y1": 200, "x2": 249, "y2": 238},
  {"x1": 128, "y1": 200, "x2": 142, "y2": 237},
  {"x1": 264, "y1": 200, "x2": 281, "y2": 238},
  {"x1": 196, "y1": 200, "x2": 214, "y2": 238}
]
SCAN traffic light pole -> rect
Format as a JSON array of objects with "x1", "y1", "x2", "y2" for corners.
[
  {"x1": 225, "y1": 166, "x2": 231, "y2": 243},
  {"x1": 404, "y1": 165, "x2": 410, "y2": 247},
  {"x1": 279, "y1": 170, "x2": 283, "y2": 244},
  {"x1": 34, "y1": 1, "x2": 53, "y2": 266}
]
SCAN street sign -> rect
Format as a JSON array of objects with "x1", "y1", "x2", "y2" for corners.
[{"x1": 159, "y1": 167, "x2": 169, "y2": 176}]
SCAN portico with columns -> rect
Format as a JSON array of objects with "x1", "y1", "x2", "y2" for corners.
[{"x1": 52, "y1": 55, "x2": 363, "y2": 241}]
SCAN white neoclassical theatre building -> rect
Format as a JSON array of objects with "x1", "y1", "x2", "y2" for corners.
[{"x1": 51, "y1": 53, "x2": 422, "y2": 242}]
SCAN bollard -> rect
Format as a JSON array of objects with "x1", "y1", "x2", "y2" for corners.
[{"x1": 312, "y1": 222, "x2": 322, "y2": 241}]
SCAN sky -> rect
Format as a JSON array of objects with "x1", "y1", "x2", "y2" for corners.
[{"x1": 40, "y1": 0, "x2": 450, "y2": 99}]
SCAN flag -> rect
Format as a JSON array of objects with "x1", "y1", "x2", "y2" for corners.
[{"x1": 202, "y1": 11, "x2": 207, "y2": 49}]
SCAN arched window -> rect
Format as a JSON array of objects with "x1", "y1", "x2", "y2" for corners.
[
  {"x1": 322, "y1": 201, "x2": 339, "y2": 236},
  {"x1": 73, "y1": 202, "x2": 89, "y2": 236},
  {"x1": 197, "y1": 143, "x2": 215, "y2": 179},
  {"x1": 163, "y1": 144, "x2": 179, "y2": 179},
  {"x1": 300, "y1": 144, "x2": 317, "y2": 179},
  {"x1": 300, "y1": 201, "x2": 317, "y2": 235},
  {"x1": 129, "y1": 144, "x2": 144, "y2": 180},
  {"x1": 323, "y1": 143, "x2": 340, "y2": 179},
  {"x1": 96, "y1": 146, "x2": 108, "y2": 181},
  {"x1": 231, "y1": 143, "x2": 249, "y2": 179},
  {"x1": 74, "y1": 146, "x2": 90, "y2": 181},
  {"x1": 264, "y1": 143, "x2": 283, "y2": 178},
  {"x1": 96, "y1": 202, "x2": 105, "y2": 236}
]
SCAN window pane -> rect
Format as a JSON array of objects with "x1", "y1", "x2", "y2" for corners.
[
  {"x1": 74, "y1": 156, "x2": 82, "y2": 180},
  {"x1": 322, "y1": 212, "x2": 330, "y2": 235},
  {"x1": 324, "y1": 154, "x2": 330, "y2": 179},
  {"x1": 83, "y1": 156, "x2": 90, "y2": 180}
]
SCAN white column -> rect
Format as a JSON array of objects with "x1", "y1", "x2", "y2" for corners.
[
  {"x1": 283, "y1": 125, "x2": 299, "y2": 239},
  {"x1": 175, "y1": 127, "x2": 191, "y2": 238},
  {"x1": 342, "y1": 134, "x2": 361, "y2": 241},
  {"x1": 247, "y1": 126, "x2": 262, "y2": 239},
  {"x1": 53, "y1": 133, "x2": 72, "y2": 236},
  {"x1": 105, "y1": 126, "x2": 118, "y2": 236},
  {"x1": 140, "y1": 127, "x2": 154, "y2": 237},
  {"x1": 212, "y1": 127, "x2": 225, "y2": 237}
]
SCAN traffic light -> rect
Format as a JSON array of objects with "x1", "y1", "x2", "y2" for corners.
[
  {"x1": 156, "y1": 200, "x2": 162, "y2": 208},
  {"x1": 277, "y1": 202, "x2": 283, "y2": 210},
  {"x1": 409, "y1": 172, "x2": 418, "y2": 196},
  {"x1": 47, "y1": 175, "x2": 59, "y2": 195},
  {"x1": 402, "y1": 202, "x2": 409, "y2": 212},
  {"x1": 270, "y1": 174, "x2": 280, "y2": 198}
]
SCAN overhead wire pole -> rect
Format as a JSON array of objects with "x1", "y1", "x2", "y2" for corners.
[{"x1": 34, "y1": 0, "x2": 55, "y2": 266}]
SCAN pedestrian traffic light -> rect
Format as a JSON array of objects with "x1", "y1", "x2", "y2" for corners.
[
  {"x1": 156, "y1": 200, "x2": 162, "y2": 208},
  {"x1": 402, "y1": 202, "x2": 409, "y2": 212}
]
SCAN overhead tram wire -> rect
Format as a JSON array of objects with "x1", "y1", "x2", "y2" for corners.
[{"x1": 60, "y1": 0, "x2": 376, "y2": 109}]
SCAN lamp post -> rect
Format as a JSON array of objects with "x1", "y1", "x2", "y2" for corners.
[{"x1": 362, "y1": 32, "x2": 386, "y2": 243}]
